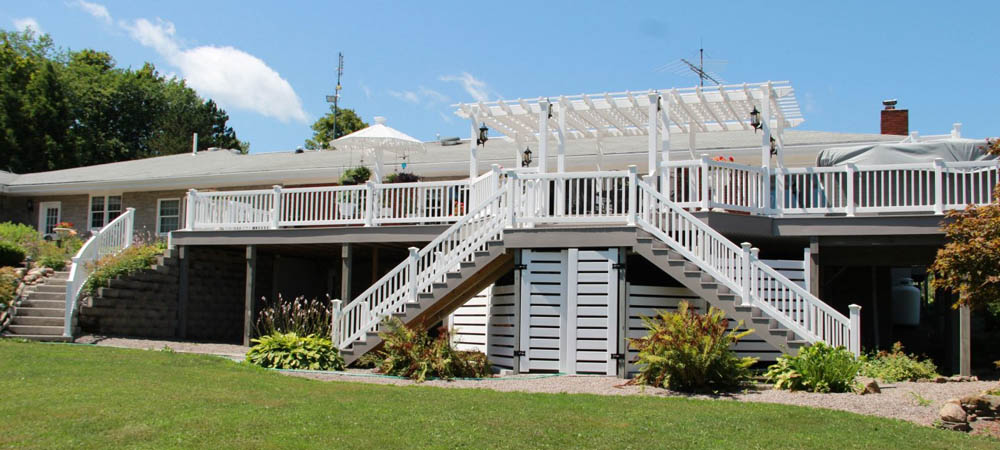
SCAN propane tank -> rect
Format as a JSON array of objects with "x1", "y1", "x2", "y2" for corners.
[{"x1": 892, "y1": 278, "x2": 921, "y2": 326}]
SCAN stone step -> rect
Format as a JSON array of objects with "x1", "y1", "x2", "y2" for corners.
[
  {"x1": 20, "y1": 299, "x2": 64, "y2": 309},
  {"x1": 6, "y1": 324, "x2": 63, "y2": 336},
  {"x1": 0, "y1": 333, "x2": 71, "y2": 342},
  {"x1": 14, "y1": 307, "x2": 64, "y2": 317},
  {"x1": 25, "y1": 292, "x2": 64, "y2": 301},
  {"x1": 32, "y1": 285, "x2": 66, "y2": 294},
  {"x1": 40, "y1": 279, "x2": 69, "y2": 287},
  {"x1": 12, "y1": 316, "x2": 63, "y2": 326}
]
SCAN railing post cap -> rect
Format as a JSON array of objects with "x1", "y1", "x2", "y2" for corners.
[
  {"x1": 750, "y1": 247, "x2": 760, "y2": 255},
  {"x1": 741, "y1": 242, "x2": 752, "y2": 250},
  {"x1": 272, "y1": 184, "x2": 282, "y2": 190},
  {"x1": 126, "y1": 207, "x2": 135, "y2": 212},
  {"x1": 408, "y1": 246, "x2": 419, "y2": 253},
  {"x1": 849, "y1": 304, "x2": 862, "y2": 312}
]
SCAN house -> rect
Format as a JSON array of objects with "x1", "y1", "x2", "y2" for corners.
[{"x1": 1, "y1": 81, "x2": 995, "y2": 376}]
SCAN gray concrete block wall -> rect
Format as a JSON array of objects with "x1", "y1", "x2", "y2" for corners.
[{"x1": 79, "y1": 246, "x2": 247, "y2": 343}]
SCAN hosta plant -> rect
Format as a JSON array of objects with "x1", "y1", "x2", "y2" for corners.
[
  {"x1": 765, "y1": 342, "x2": 861, "y2": 393},
  {"x1": 245, "y1": 332, "x2": 344, "y2": 371},
  {"x1": 368, "y1": 317, "x2": 491, "y2": 382},
  {"x1": 629, "y1": 301, "x2": 756, "y2": 392}
]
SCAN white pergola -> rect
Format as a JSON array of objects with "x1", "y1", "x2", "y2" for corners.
[{"x1": 453, "y1": 81, "x2": 804, "y2": 177}]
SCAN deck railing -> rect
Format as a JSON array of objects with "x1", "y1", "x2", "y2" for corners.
[
  {"x1": 185, "y1": 159, "x2": 999, "y2": 231},
  {"x1": 64, "y1": 208, "x2": 135, "y2": 337}
]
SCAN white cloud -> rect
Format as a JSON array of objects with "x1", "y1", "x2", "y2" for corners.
[
  {"x1": 418, "y1": 86, "x2": 449, "y2": 104},
  {"x1": 439, "y1": 72, "x2": 491, "y2": 102},
  {"x1": 121, "y1": 18, "x2": 308, "y2": 123},
  {"x1": 71, "y1": 0, "x2": 111, "y2": 24},
  {"x1": 388, "y1": 89, "x2": 420, "y2": 104},
  {"x1": 438, "y1": 111, "x2": 453, "y2": 123},
  {"x1": 12, "y1": 18, "x2": 43, "y2": 34},
  {"x1": 360, "y1": 83, "x2": 372, "y2": 99}
]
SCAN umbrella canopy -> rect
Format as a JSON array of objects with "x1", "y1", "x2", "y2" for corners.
[{"x1": 333, "y1": 117, "x2": 424, "y2": 181}]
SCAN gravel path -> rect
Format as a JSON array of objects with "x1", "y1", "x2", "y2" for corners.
[
  {"x1": 71, "y1": 335, "x2": 998, "y2": 429},
  {"x1": 287, "y1": 370, "x2": 998, "y2": 427},
  {"x1": 75, "y1": 335, "x2": 248, "y2": 359}
]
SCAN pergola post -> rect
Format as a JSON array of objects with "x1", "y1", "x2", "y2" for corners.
[
  {"x1": 538, "y1": 99, "x2": 550, "y2": 173},
  {"x1": 556, "y1": 103, "x2": 566, "y2": 173},
  {"x1": 659, "y1": 94, "x2": 672, "y2": 195},
  {"x1": 760, "y1": 88, "x2": 772, "y2": 212},
  {"x1": 647, "y1": 92, "x2": 659, "y2": 176},
  {"x1": 243, "y1": 245, "x2": 257, "y2": 346},
  {"x1": 469, "y1": 119, "x2": 479, "y2": 179}
]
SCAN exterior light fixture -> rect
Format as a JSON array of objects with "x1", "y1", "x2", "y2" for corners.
[
  {"x1": 477, "y1": 123, "x2": 489, "y2": 146},
  {"x1": 26, "y1": 199, "x2": 33, "y2": 212},
  {"x1": 546, "y1": 100, "x2": 553, "y2": 119},
  {"x1": 522, "y1": 147, "x2": 533, "y2": 167},
  {"x1": 769, "y1": 136, "x2": 777, "y2": 156},
  {"x1": 749, "y1": 106, "x2": 762, "y2": 133}
]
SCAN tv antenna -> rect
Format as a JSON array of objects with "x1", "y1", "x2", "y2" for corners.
[
  {"x1": 655, "y1": 44, "x2": 726, "y2": 86},
  {"x1": 325, "y1": 52, "x2": 344, "y2": 144}
]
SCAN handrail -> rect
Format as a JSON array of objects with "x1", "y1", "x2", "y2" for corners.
[
  {"x1": 334, "y1": 168, "x2": 505, "y2": 349},
  {"x1": 635, "y1": 179, "x2": 852, "y2": 349},
  {"x1": 63, "y1": 208, "x2": 135, "y2": 337}
]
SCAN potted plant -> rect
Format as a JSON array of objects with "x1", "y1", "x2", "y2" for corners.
[
  {"x1": 52, "y1": 222, "x2": 77, "y2": 246},
  {"x1": 337, "y1": 167, "x2": 371, "y2": 219}
]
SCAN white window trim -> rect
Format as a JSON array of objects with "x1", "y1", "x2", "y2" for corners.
[
  {"x1": 37, "y1": 201, "x2": 61, "y2": 236},
  {"x1": 89, "y1": 193, "x2": 123, "y2": 232},
  {"x1": 156, "y1": 197, "x2": 182, "y2": 236}
]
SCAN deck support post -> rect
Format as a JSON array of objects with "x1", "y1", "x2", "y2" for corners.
[
  {"x1": 364, "y1": 181, "x2": 375, "y2": 227},
  {"x1": 960, "y1": 305, "x2": 971, "y2": 376},
  {"x1": 846, "y1": 164, "x2": 857, "y2": 217},
  {"x1": 808, "y1": 237, "x2": 820, "y2": 298},
  {"x1": 933, "y1": 158, "x2": 945, "y2": 215},
  {"x1": 408, "y1": 247, "x2": 419, "y2": 302},
  {"x1": 699, "y1": 155, "x2": 710, "y2": 211},
  {"x1": 512, "y1": 250, "x2": 524, "y2": 374},
  {"x1": 270, "y1": 185, "x2": 282, "y2": 229},
  {"x1": 331, "y1": 299, "x2": 342, "y2": 348},
  {"x1": 341, "y1": 244, "x2": 353, "y2": 302},
  {"x1": 243, "y1": 245, "x2": 257, "y2": 346},
  {"x1": 185, "y1": 189, "x2": 198, "y2": 230},
  {"x1": 176, "y1": 245, "x2": 189, "y2": 339}
]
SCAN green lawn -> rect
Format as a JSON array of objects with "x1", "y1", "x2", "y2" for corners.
[{"x1": 0, "y1": 341, "x2": 993, "y2": 449}]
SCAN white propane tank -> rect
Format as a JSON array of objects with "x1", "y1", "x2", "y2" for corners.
[{"x1": 892, "y1": 278, "x2": 921, "y2": 326}]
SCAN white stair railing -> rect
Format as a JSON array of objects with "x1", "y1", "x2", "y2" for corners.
[
  {"x1": 635, "y1": 179, "x2": 859, "y2": 354},
  {"x1": 334, "y1": 168, "x2": 504, "y2": 350},
  {"x1": 63, "y1": 208, "x2": 136, "y2": 337}
]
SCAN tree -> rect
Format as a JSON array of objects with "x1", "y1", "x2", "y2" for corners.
[
  {"x1": 0, "y1": 28, "x2": 246, "y2": 173},
  {"x1": 931, "y1": 139, "x2": 1000, "y2": 311},
  {"x1": 304, "y1": 107, "x2": 367, "y2": 150}
]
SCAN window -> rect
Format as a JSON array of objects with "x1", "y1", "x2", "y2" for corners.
[
  {"x1": 157, "y1": 198, "x2": 181, "y2": 235},
  {"x1": 90, "y1": 195, "x2": 122, "y2": 230}
]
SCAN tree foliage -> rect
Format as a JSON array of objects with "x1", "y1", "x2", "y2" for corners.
[
  {"x1": 0, "y1": 28, "x2": 245, "y2": 174},
  {"x1": 931, "y1": 139, "x2": 1000, "y2": 310},
  {"x1": 304, "y1": 107, "x2": 367, "y2": 150}
]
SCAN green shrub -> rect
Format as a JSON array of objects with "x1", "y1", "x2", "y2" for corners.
[
  {"x1": 37, "y1": 255, "x2": 66, "y2": 271},
  {"x1": 60, "y1": 235, "x2": 84, "y2": 257},
  {"x1": 245, "y1": 332, "x2": 345, "y2": 371},
  {"x1": 82, "y1": 244, "x2": 163, "y2": 295},
  {"x1": 0, "y1": 222, "x2": 41, "y2": 248},
  {"x1": 339, "y1": 166, "x2": 371, "y2": 185},
  {"x1": 370, "y1": 317, "x2": 492, "y2": 382},
  {"x1": 0, "y1": 242, "x2": 26, "y2": 267},
  {"x1": 0, "y1": 267, "x2": 19, "y2": 310},
  {"x1": 383, "y1": 172, "x2": 420, "y2": 183},
  {"x1": 859, "y1": 342, "x2": 938, "y2": 382},
  {"x1": 629, "y1": 301, "x2": 756, "y2": 392},
  {"x1": 765, "y1": 342, "x2": 861, "y2": 393},
  {"x1": 254, "y1": 294, "x2": 332, "y2": 337}
]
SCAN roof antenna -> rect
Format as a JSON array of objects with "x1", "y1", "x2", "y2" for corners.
[
  {"x1": 654, "y1": 40, "x2": 726, "y2": 86},
  {"x1": 325, "y1": 52, "x2": 345, "y2": 147}
]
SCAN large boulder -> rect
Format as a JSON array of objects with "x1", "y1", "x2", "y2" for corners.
[{"x1": 940, "y1": 403, "x2": 968, "y2": 423}]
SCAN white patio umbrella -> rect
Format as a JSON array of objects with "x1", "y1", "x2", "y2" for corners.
[{"x1": 332, "y1": 116, "x2": 425, "y2": 182}]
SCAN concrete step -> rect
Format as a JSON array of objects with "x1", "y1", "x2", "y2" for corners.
[
  {"x1": 20, "y1": 299, "x2": 64, "y2": 308},
  {"x1": 6, "y1": 324, "x2": 63, "y2": 336},
  {"x1": 40, "y1": 279, "x2": 69, "y2": 287},
  {"x1": 12, "y1": 316, "x2": 63, "y2": 326},
  {"x1": 24, "y1": 291, "x2": 64, "y2": 301},
  {"x1": 1, "y1": 333, "x2": 70, "y2": 342},
  {"x1": 32, "y1": 285, "x2": 66, "y2": 294},
  {"x1": 14, "y1": 307, "x2": 64, "y2": 317}
]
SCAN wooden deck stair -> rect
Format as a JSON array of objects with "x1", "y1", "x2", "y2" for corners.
[
  {"x1": 2, "y1": 271, "x2": 72, "y2": 342},
  {"x1": 633, "y1": 232, "x2": 807, "y2": 355}
]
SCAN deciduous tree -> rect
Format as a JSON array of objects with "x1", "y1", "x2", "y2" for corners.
[{"x1": 304, "y1": 107, "x2": 367, "y2": 150}]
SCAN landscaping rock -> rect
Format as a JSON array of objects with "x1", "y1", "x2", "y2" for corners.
[
  {"x1": 940, "y1": 403, "x2": 968, "y2": 423},
  {"x1": 860, "y1": 380, "x2": 881, "y2": 395},
  {"x1": 934, "y1": 376, "x2": 948, "y2": 383},
  {"x1": 938, "y1": 420, "x2": 971, "y2": 432}
]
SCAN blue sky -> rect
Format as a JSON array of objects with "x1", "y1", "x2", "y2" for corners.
[{"x1": 2, "y1": 1, "x2": 997, "y2": 153}]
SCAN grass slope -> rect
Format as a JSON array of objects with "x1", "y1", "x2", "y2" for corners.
[{"x1": 0, "y1": 341, "x2": 993, "y2": 449}]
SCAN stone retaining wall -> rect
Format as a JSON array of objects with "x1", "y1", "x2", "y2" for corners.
[{"x1": 79, "y1": 246, "x2": 245, "y2": 343}]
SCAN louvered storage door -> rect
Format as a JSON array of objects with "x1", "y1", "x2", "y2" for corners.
[
  {"x1": 519, "y1": 249, "x2": 568, "y2": 372},
  {"x1": 567, "y1": 249, "x2": 619, "y2": 375}
]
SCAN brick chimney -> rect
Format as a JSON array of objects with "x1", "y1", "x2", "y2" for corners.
[{"x1": 880, "y1": 99, "x2": 908, "y2": 136}]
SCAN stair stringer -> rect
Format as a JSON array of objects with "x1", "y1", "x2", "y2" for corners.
[
  {"x1": 341, "y1": 241, "x2": 512, "y2": 365},
  {"x1": 632, "y1": 232, "x2": 805, "y2": 356}
]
